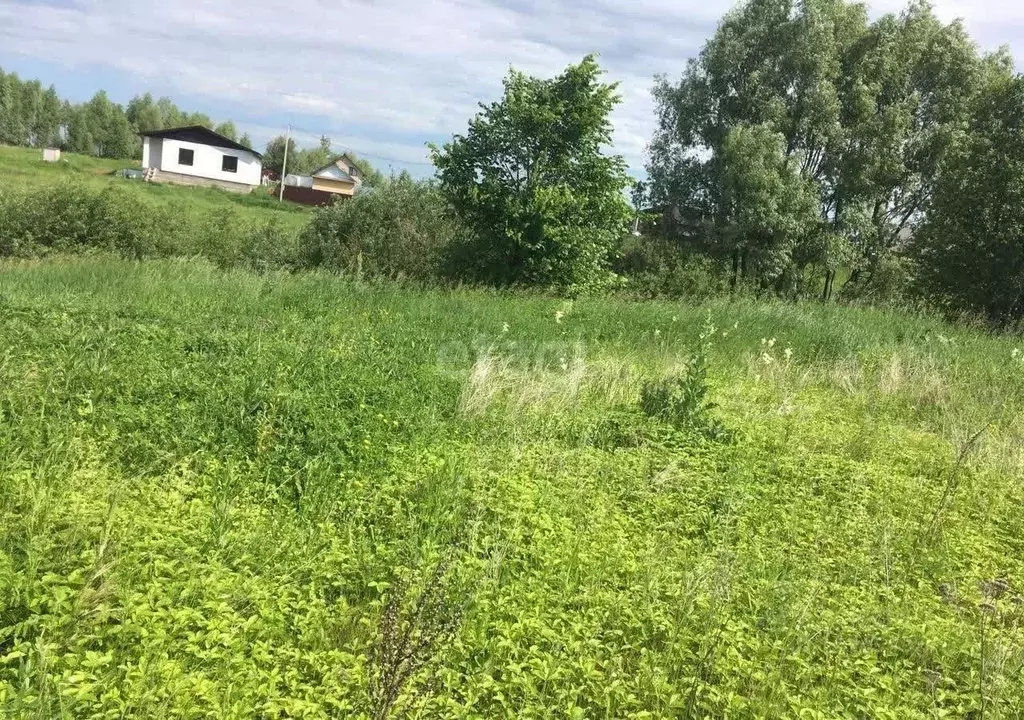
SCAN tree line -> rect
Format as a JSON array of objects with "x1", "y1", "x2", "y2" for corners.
[
  {"x1": 0, "y1": 65, "x2": 386, "y2": 186},
  {"x1": 4, "y1": 0, "x2": 1024, "y2": 324},
  {"x1": 644, "y1": 0, "x2": 1023, "y2": 324},
  {"x1": 261, "y1": 134, "x2": 387, "y2": 186},
  {"x1": 321, "y1": 0, "x2": 1024, "y2": 324},
  {"x1": 0, "y1": 68, "x2": 249, "y2": 159},
  {"x1": 417, "y1": 0, "x2": 1024, "y2": 323}
]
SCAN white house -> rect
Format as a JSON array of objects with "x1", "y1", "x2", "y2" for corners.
[{"x1": 140, "y1": 126, "x2": 262, "y2": 193}]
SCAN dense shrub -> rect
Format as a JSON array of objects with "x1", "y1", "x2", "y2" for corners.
[
  {"x1": 298, "y1": 176, "x2": 462, "y2": 281},
  {"x1": 0, "y1": 180, "x2": 299, "y2": 270},
  {"x1": 0, "y1": 181, "x2": 188, "y2": 259},
  {"x1": 0, "y1": 182, "x2": 109, "y2": 256},
  {"x1": 839, "y1": 256, "x2": 916, "y2": 306},
  {"x1": 613, "y1": 233, "x2": 733, "y2": 300},
  {"x1": 240, "y1": 217, "x2": 300, "y2": 273}
]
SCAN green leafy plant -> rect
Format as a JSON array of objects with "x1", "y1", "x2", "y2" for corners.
[{"x1": 639, "y1": 316, "x2": 726, "y2": 438}]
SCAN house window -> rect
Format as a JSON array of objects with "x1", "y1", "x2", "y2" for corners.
[
  {"x1": 222, "y1": 155, "x2": 238, "y2": 173},
  {"x1": 178, "y1": 148, "x2": 194, "y2": 166}
]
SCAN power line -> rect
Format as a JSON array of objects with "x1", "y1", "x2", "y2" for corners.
[
  {"x1": 285, "y1": 122, "x2": 436, "y2": 168},
  {"x1": 278, "y1": 123, "x2": 290, "y2": 202}
]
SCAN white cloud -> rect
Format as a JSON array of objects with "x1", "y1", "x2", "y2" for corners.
[{"x1": 0, "y1": 0, "x2": 1021, "y2": 176}]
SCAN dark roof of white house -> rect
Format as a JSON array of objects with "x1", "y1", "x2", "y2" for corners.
[{"x1": 139, "y1": 125, "x2": 262, "y2": 158}]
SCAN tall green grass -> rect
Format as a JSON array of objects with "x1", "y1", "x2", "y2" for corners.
[{"x1": 1, "y1": 257, "x2": 1023, "y2": 718}]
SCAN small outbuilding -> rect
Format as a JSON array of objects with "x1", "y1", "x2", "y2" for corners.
[{"x1": 140, "y1": 126, "x2": 262, "y2": 193}]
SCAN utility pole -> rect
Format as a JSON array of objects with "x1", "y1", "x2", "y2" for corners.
[{"x1": 278, "y1": 124, "x2": 291, "y2": 202}]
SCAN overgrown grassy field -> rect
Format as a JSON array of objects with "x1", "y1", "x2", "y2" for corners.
[
  {"x1": 1, "y1": 257, "x2": 1023, "y2": 718},
  {"x1": 0, "y1": 145, "x2": 310, "y2": 232}
]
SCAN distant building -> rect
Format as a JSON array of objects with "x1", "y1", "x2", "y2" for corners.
[
  {"x1": 261, "y1": 168, "x2": 280, "y2": 186},
  {"x1": 310, "y1": 155, "x2": 363, "y2": 197},
  {"x1": 281, "y1": 155, "x2": 365, "y2": 206},
  {"x1": 42, "y1": 148, "x2": 61, "y2": 162},
  {"x1": 140, "y1": 126, "x2": 262, "y2": 193}
]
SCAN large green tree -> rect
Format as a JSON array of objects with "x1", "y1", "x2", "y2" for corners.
[
  {"x1": 62, "y1": 91, "x2": 136, "y2": 158},
  {"x1": 431, "y1": 55, "x2": 631, "y2": 291},
  {"x1": 64, "y1": 102, "x2": 92, "y2": 155},
  {"x1": 912, "y1": 72, "x2": 1024, "y2": 325},
  {"x1": 214, "y1": 120, "x2": 237, "y2": 141},
  {"x1": 126, "y1": 93, "x2": 164, "y2": 133},
  {"x1": 0, "y1": 69, "x2": 25, "y2": 145},
  {"x1": 648, "y1": 0, "x2": 990, "y2": 298},
  {"x1": 155, "y1": 97, "x2": 185, "y2": 129},
  {"x1": 263, "y1": 135, "x2": 300, "y2": 176},
  {"x1": 185, "y1": 112, "x2": 213, "y2": 129},
  {"x1": 34, "y1": 85, "x2": 62, "y2": 148},
  {"x1": 720, "y1": 125, "x2": 821, "y2": 288}
]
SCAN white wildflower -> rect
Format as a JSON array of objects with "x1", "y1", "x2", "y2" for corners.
[
  {"x1": 767, "y1": 338, "x2": 777, "y2": 348},
  {"x1": 654, "y1": 329, "x2": 661, "y2": 338},
  {"x1": 762, "y1": 352, "x2": 774, "y2": 365},
  {"x1": 555, "y1": 310, "x2": 565, "y2": 324},
  {"x1": 502, "y1": 322, "x2": 510, "y2": 333},
  {"x1": 784, "y1": 347, "x2": 793, "y2": 360}
]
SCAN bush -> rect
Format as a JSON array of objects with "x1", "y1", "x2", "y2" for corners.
[
  {"x1": 0, "y1": 182, "x2": 103, "y2": 256},
  {"x1": 639, "y1": 317, "x2": 727, "y2": 438},
  {"x1": 0, "y1": 179, "x2": 300, "y2": 270},
  {"x1": 241, "y1": 217, "x2": 299, "y2": 273},
  {"x1": 194, "y1": 207, "x2": 247, "y2": 269},
  {"x1": 0, "y1": 181, "x2": 186, "y2": 259},
  {"x1": 298, "y1": 177, "x2": 462, "y2": 282},
  {"x1": 839, "y1": 256, "x2": 916, "y2": 306},
  {"x1": 89, "y1": 185, "x2": 166, "y2": 259},
  {"x1": 614, "y1": 234, "x2": 733, "y2": 300}
]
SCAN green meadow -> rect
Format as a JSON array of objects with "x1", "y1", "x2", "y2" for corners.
[
  {"x1": 1, "y1": 258, "x2": 1022, "y2": 718},
  {"x1": 0, "y1": 145, "x2": 311, "y2": 233}
]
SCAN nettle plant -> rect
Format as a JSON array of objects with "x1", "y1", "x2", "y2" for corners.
[{"x1": 640, "y1": 316, "x2": 727, "y2": 439}]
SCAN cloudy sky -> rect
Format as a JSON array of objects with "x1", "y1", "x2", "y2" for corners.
[{"x1": 0, "y1": 0, "x2": 1020, "y2": 176}]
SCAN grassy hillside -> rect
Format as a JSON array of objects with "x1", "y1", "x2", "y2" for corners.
[
  {"x1": 1, "y1": 257, "x2": 1023, "y2": 718},
  {"x1": 0, "y1": 145, "x2": 311, "y2": 232}
]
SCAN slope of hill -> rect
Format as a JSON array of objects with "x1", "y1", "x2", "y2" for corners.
[{"x1": 0, "y1": 145, "x2": 311, "y2": 231}]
